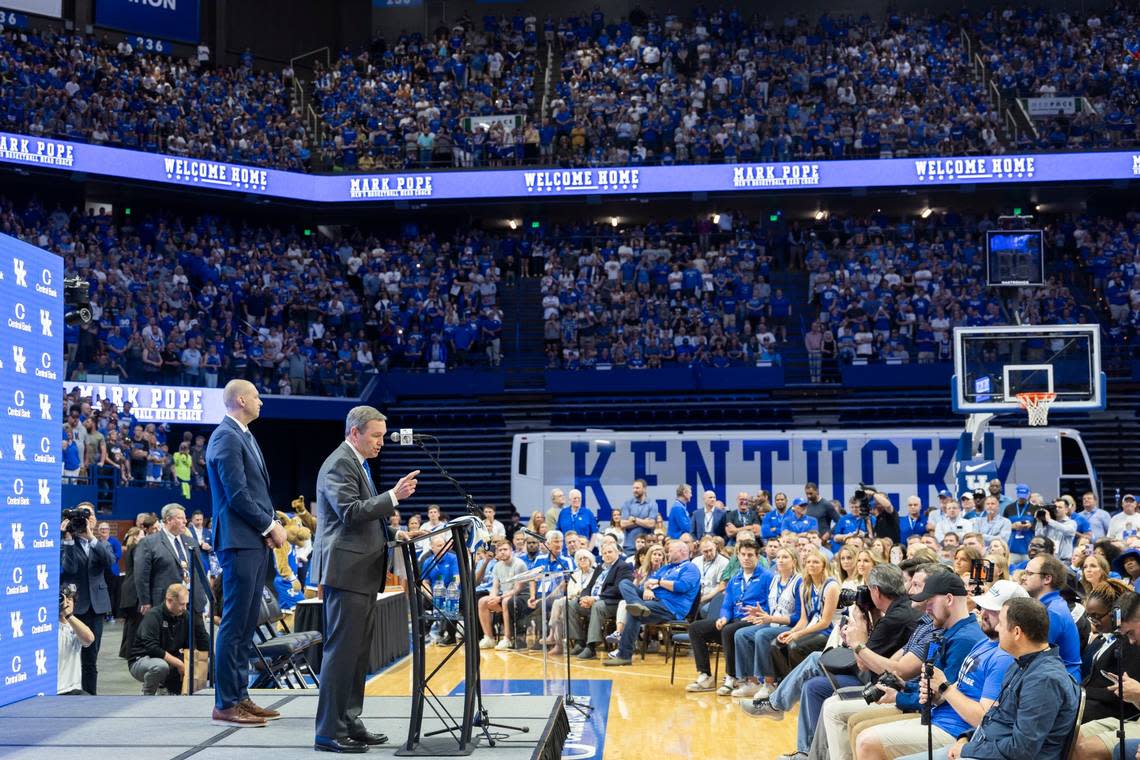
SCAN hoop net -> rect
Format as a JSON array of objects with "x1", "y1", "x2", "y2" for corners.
[{"x1": 1016, "y1": 392, "x2": 1057, "y2": 426}]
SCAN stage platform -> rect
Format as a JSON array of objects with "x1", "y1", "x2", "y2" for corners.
[{"x1": 0, "y1": 691, "x2": 569, "y2": 760}]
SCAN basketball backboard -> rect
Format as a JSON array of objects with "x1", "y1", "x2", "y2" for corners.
[{"x1": 952, "y1": 324, "x2": 1104, "y2": 413}]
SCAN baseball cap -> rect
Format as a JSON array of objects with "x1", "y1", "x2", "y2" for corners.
[
  {"x1": 1125, "y1": 494, "x2": 1136, "y2": 502},
  {"x1": 910, "y1": 573, "x2": 968, "y2": 601},
  {"x1": 938, "y1": 489, "x2": 952, "y2": 498},
  {"x1": 972, "y1": 579, "x2": 1029, "y2": 611},
  {"x1": 1016, "y1": 484, "x2": 1030, "y2": 498},
  {"x1": 791, "y1": 497, "x2": 807, "y2": 507}
]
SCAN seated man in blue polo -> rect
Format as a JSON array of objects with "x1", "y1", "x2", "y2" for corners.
[
  {"x1": 556, "y1": 488, "x2": 599, "y2": 547},
  {"x1": 761, "y1": 491, "x2": 791, "y2": 541},
  {"x1": 603, "y1": 539, "x2": 700, "y2": 667},
  {"x1": 781, "y1": 498, "x2": 819, "y2": 535}
]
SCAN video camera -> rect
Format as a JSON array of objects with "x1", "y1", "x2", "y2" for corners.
[
  {"x1": 1035, "y1": 503, "x2": 1057, "y2": 523},
  {"x1": 61, "y1": 507, "x2": 92, "y2": 536},
  {"x1": 852, "y1": 483, "x2": 875, "y2": 518},
  {"x1": 862, "y1": 672, "x2": 905, "y2": 704},
  {"x1": 837, "y1": 585, "x2": 874, "y2": 613},
  {"x1": 59, "y1": 583, "x2": 76, "y2": 615}
]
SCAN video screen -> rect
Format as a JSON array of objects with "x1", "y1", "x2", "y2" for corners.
[{"x1": 986, "y1": 230, "x2": 1045, "y2": 287}]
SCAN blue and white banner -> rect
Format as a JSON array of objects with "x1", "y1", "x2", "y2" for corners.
[
  {"x1": 95, "y1": 0, "x2": 199, "y2": 44},
  {"x1": 64, "y1": 381, "x2": 226, "y2": 424},
  {"x1": 0, "y1": 233, "x2": 62, "y2": 706},
  {"x1": 955, "y1": 458, "x2": 999, "y2": 499},
  {"x1": 1, "y1": 129, "x2": 1140, "y2": 205}
]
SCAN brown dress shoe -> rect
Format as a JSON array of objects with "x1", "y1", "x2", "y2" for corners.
[
  {"x1": 212, "y1": 705, "x2": 267, "y2": 727},
  {"x1": 239, "y1": 699, "x2": 281, "y2": 720}
]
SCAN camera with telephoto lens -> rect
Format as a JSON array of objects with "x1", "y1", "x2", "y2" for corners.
[
  {"x1": 862, "y1": 672, "x2": 905, "y2": 704},
  {"x1": 61, "y1": 507, "x2": 91, "y2": 536},
  {"x1": 1035, "y1": 503, "x2": 1057, "y2": 523},
  {"x1": 59, "y1": 583, "x2": 77, "y2": 614},
  {"x1": 838, "y1": 585, "x2": 874, "y2": 613}
]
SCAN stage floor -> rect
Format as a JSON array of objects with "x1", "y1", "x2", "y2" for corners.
[{"x1": 0, "y1": 691, "x2": 566, "y2": 759}]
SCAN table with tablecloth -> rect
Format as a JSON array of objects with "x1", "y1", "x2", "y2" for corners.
[{"x1": 293, "y1": 589, "x2": 410, "y2": 674}]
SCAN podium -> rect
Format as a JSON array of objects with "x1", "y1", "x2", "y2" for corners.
[{"x1": 395, "y1": 517, "x2": 488, "y2": 756}]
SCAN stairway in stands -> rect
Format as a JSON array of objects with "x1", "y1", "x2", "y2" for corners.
[
  {"x1": 777, "y1": 269, "x2": 812, "y2": 384},
  {"x1": 499, "y1": 279, "x2": 547, "y2": 389}
]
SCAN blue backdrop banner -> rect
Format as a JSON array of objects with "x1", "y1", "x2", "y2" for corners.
[
  {"x1": 0, "y1": 234, "x2": 63, "y2": 705},
  {"x1": 95, "y1": 0, "x2": 200, "y2": 44}
]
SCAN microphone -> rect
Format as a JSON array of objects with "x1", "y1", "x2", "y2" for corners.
[
  {"x1": 388, "y1": 429, "x2": 433, "y2": 445},
  {"x1": 521, "y1": 528, "x2": 547, "y2": 541}
]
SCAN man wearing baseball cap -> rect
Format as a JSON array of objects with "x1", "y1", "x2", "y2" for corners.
[
  {"x1": 855, "y1": 574, "x2": 993, "y2": 760},
  {"x1": 1004, "y1": 484, "x2": 1035, "y2": 562},
  {"x1": 780, "y1": 497, "x2": 819, "y2": 535},
  {"x1": 1109, "y1": 494, "x2": 1140, "y2": 542}
]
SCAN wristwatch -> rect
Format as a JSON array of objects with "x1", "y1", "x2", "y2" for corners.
[
  {"x1": 853, "y1": 643, "x2": 866, "y2": 655},
  {"x1": 938, "y1": 682, "x2": 952, "y2": 696}
]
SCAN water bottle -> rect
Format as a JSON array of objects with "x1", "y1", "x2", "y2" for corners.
[
  {"x1": 432, "y1": 579, "x2": 446, "y2": 617},
  {"x1": 446, "y1": 579, "x2": 460, "y2": 616}
]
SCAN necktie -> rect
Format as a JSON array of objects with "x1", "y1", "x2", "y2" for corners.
[
  {"x1": 362, "y1": 460, "x2": 377, "y2": 497},
  {"x1": 245, "y1": 429, "x2": 266, "y2": 472},
  {"x1": 174, "y1": 538, "x2": 189, "y2": 581}
]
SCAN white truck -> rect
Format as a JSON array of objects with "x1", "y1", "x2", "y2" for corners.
[{"x1": 511, "y1": 428, "x2": 1097, "y2": 519}]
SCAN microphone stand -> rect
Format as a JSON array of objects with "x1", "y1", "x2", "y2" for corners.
[
  {"x1": 410, "y1": 438, "x2": 529, "y2": 743},
  {"x1": 1116, "y1": 623, "x2": 1126, "y2": 760},
  {"x1": 522, "y1": 529, "x2": 593, "y2": 718},
  {"x1": 921, "y1": 631, "x2": 944, "y2": 760}
]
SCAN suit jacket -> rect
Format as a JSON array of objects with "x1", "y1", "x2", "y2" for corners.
[
  {"x1": 1082, "y1": 635, "x2": 1140, "y2": 722},
  {"x1": 134, "y1": 531, "x2": 207, "y2": 610},
  {"x1": 205, "y1": 415, "x2": 275, "y2": 551},
  {"x1": 583, "y1": 559, "x2": 634, "y2": 604},
  {"x1": 311, "y1": 440, "x2": 397, "y2": 595},
  {"x1": 60, "y1": 537, "x2": 116, "y2": 615},
  {"x1": 691, "y1": 508, "x2": 728, "y2": 540}
]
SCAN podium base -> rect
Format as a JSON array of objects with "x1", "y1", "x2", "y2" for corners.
[{"x1": 394, "y1": 736, "x2": 480, "y2": 756}]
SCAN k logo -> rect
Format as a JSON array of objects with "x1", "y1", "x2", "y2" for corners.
[
  {"x1": 13, "y1": 257, "x2": 27, "y2": 287},
  {"x1": 10, "y1": 523, "x2": 24, "y2": 550},
  {"x1": 39, "y1": 309, "x2": 52, "y2": 337},
  {"x1": 12, "y1": 345, "x2": 26, "y2": 374},
  {"x1": 10, "y1": 611, "x2": 23, "y2": 638},
  {"x1": 12, "y1": 434, "x2": 26, "y2": 461}
]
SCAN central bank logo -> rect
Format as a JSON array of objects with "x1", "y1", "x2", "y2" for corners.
[
  {"x1": 13, "y1": 257, "x2": 27, "y2": 287},
  {"x1": 7, "y1": 389, "x2": 29, "y2": 420},
  {"x1": 39, "y1": 308, "x2": 52, "y2": 337},
  {"x1": 35, "y1": 352, "x2": 57, "y2": 380},
  {"x1": 8, "y1": 302, "x2": 31, "y2": 333},
  {"x1": 10, "y1": 523, "x2": 24, "y2": 550},
  {"x1": 12, "y1": 433, "x2": 26, "y2": 461},
  {"x1": 10, "y1": 610, "x2": 23, "y2": 638},
  {"x1": 12, "y1": 345, "x2": 26, "y2": 374}
]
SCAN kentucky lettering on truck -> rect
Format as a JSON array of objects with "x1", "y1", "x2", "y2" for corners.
[{"x1": 510, "y1": 428, "x2": 1096, "y2": 519}]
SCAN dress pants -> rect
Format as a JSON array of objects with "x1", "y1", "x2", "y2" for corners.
[
  {"x1": 567, "y1": 599, "x2": 616, "y2": 645},
  {"x1": 616, "y1": 580, "x2": 673, "y2": 658},
  {"x1": 214, "y1": 546, "x2": 269, "y2": 710},
  {"x1": 76, "y1": 609, "x2": 104, "y2": 695},
  {"x1": 316, "y1": 586, "x2": 375, "y2": 740}
]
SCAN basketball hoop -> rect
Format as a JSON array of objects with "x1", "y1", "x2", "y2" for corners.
[{"x1": 1016, "y1": 392, "x2": 1056, "y2": 426}]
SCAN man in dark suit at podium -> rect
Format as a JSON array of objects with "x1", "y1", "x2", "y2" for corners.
[{"x1": 312, "y1": 405, "x2": 419, "y2": 753}]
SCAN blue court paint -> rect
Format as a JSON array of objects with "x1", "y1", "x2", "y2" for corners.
[{"x1": 450, "y1": 679, "x2": 612, "y2": 760}]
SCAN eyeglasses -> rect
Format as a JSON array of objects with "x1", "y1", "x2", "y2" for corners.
[{"x1": 1020, "y1": 570, "x2": 1046, "y2": 577}]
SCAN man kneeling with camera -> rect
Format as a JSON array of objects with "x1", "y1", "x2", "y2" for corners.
[{"x1": 127, "y1": 583, "x2": 209, "y2": 695}]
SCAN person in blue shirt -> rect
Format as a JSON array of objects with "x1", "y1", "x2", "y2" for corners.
[
  {"x1": 666, "y1": 484, "x2": 693, "y2": 540},
  {"x1": 731, "y1": 547, "x2": 802, "y2": 697},
  {"x1": 761, "y1": 492, "x2": 791, "y2": 540},
  {"x1": 781, "y1": 498, "x2": 820, "y2": 535},
  {"x1": 864, "y1": 580, "x2": 1026, "y2": 760},
  {"x1": 556, "y1": 489, "x2": 599, "y2": 545},
  {"x1": 420, "y1": 535, "x2": 461, "y2": 645},
  {"x1": 831, "y1": 497, "x2": 874, "y2": 552},
  {"x1": 1020, "y1": 554, "x2": 1084, "y2": 679},
  {"x1": 619, "y1": 479, "x2": 656, "y2": 555},
  {"x1": 897, "y1": 496, "x2": 927, "y2": 547},
  {"x1": 684, "y1": 539, "x2": 771, "y2": 693},
  {"x1": 521, "y1": 530, "x2": 573, "y2": 649},
  {"x1": 1003, "y1": 484, "x2": 1035, "y2": 562},
  {"x1": 603, "y1": 540, "x2": 701, "y2": 667}
]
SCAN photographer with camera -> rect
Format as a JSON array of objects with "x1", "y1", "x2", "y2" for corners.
[
  {"x1": 857, "y1": 486, "x2": 900, "y2": 543},
  {"x1": 1033, "y1": 498, "x2": 1077, "y2": 562},
  {"x1": 57, "y1": 584, "x2": 95, "y2": 695},
  {"x1": 59, "y1": 501, "x2": 117, "y2": 694},
  {"x1": 858, "y1": 580, "x2": 1025, "y2": 760},
  {"x1": 750, "y1": 563, "x2": 921, "y2": 760}
]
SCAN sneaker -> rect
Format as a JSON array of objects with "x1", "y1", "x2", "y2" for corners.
[
  {"x1": 741, "y1": 698, "x2": 783, "y2": 720},
  {"x1": 686, "y1": 673, "x2": 715, "y2": 692},
  {"x1": 576, "y1": 646, "x2": 596, "y2": 660},
  {"x1": 626, "y1": 603, "x2": 651, "y2": 618},
  {"x1": 716, "y1": 677, "x2": 737, "y2": 696},
  {"x1": 479, "y1": 636, "x2": 496, "y2": 649},
  {"x1": 603, "y1": 655, "x2": 631, "y2": 667},
  {"x1": 604, "y1": 631, "x2": 621, "y2": 647},
  {"x1": 754, "y1": 683, "x2": 771, "y2": 699},
  {"x1": 495, "y1": 638, "x2": 513, "y2": 650},
  {"x1": 730, "y1": 682, "x2": 760, "y2": 699},
  {"x1": 776, "y1": 753, "x2": 808, "y2": 760}
]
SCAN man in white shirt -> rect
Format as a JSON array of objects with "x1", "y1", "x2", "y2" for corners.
[
  {"x1": 691, "y1": 537, "x2": 728, "y2": 614},
  {"x1": 1109, "y1": 494, "x2": 1140, "y2": 541},
  {"x1": 58, "y1": 588, "x2": 95, "y2": 694},
  {"x1": 935, "y1": 501, "x2": 972, "y2": 543}
]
